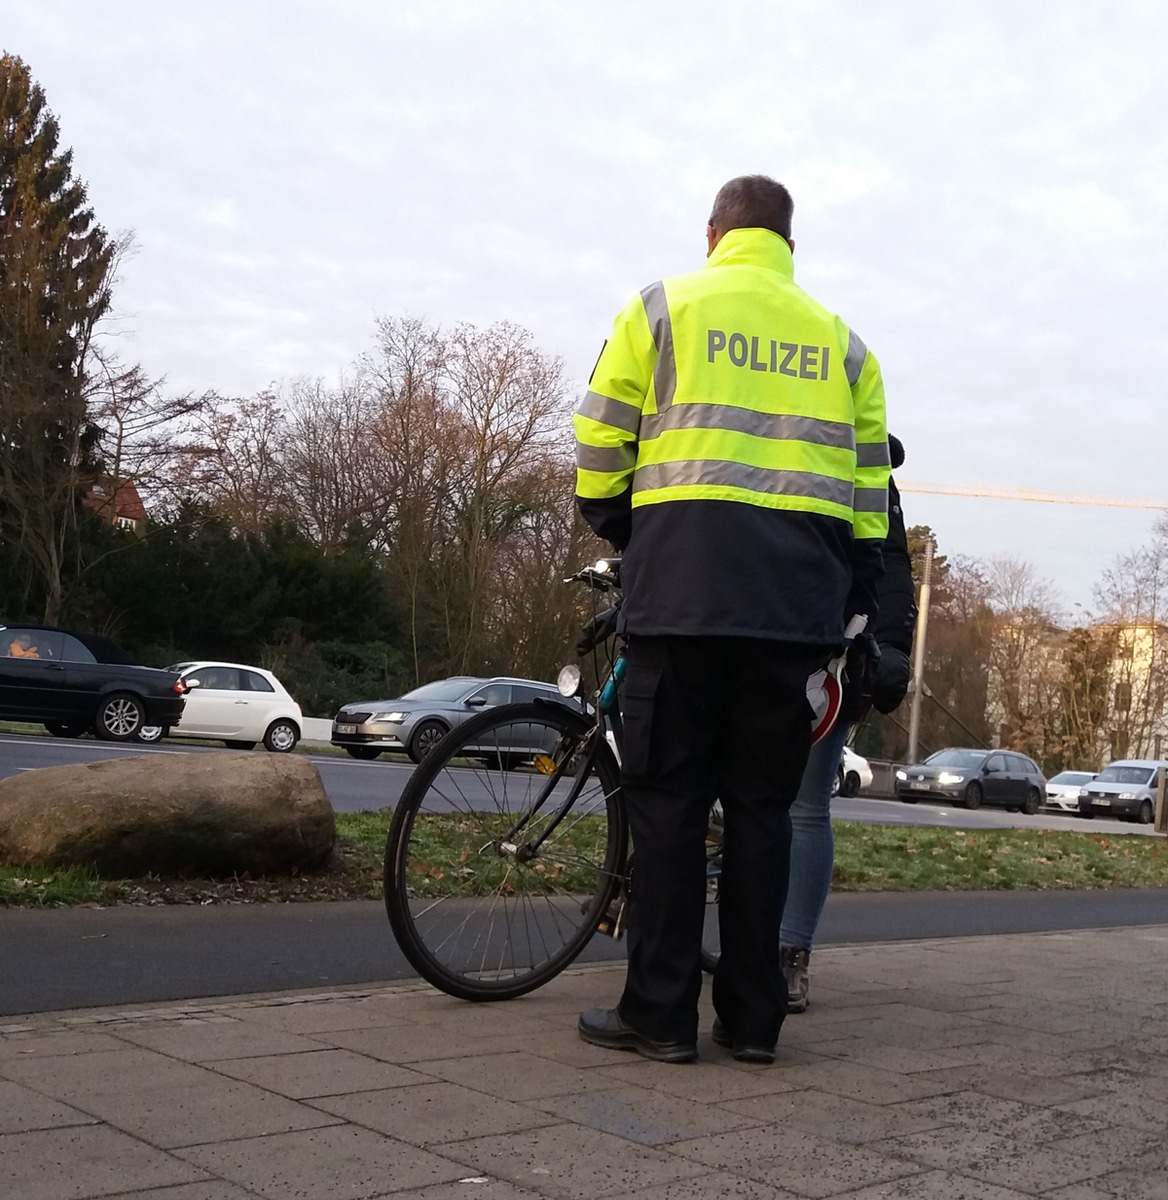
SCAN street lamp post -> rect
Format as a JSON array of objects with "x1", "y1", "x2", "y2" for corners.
[{"x1": 906, "y1": 536, "x2": 934, "y2": 765}]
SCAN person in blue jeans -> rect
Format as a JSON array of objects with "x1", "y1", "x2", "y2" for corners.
[{"x1": 781, "y1": 434, "x2": 917, "y2": 1011}]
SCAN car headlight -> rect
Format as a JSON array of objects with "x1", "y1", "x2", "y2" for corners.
[
  {"x1": 895, "y1": 769, "x2": 907, "y2": 781},
  {"x1": 1078, "y1": 789, "x2": 1088, "y2": 798},
  {"x1": 937, "y1": 772, "x2": 964, "y2": 785},
  {"x1": 365, "y1": 711, "x2": 406, "y2": 723},
  {"x1": 1117, "y1": 792, "x2": 1136, "y2": 800}
]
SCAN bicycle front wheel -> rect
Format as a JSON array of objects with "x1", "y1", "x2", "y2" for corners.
[{"x1": 385, "y1": 701, "x2": 627, "y2": 1001}]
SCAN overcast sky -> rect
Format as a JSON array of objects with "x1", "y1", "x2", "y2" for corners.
[{"x1": 5, "y1": 0, "x2": 1165, "y2": 616}]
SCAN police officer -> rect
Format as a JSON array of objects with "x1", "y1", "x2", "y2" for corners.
[{"x1": 574, "y1": 175, "x2": 889, "y2": 1064}]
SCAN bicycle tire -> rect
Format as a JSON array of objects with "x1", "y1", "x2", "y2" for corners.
[{"x1": 384, "y1": 701, "x2": 627, "y2": 1001}]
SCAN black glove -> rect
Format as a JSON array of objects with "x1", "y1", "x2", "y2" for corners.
[
  {"x1": 576, "y1": 606, "x2": 620, "y2": 656},
  {"x1": 840, "y1": 631, "x2": 880, "y2": 723},
  {"x1": 871, "y1": 645, "x2": 911, "y2": 714}
]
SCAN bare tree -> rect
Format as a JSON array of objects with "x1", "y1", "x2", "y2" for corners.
[
  {"x1": 1092, "y1": 516, "x2": 1168, "y2": 759},
  {"x1": 983, "y1": 556, "x2": 1065, "y2": 762}
]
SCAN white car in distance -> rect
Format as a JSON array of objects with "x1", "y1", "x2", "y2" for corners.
[
  {"x1": 834, "y1": 745, "x2": 874, "y2": 797},
  {"x1": 138, "y1": 662, "x2": 303, "y2": 752},
  {"x1": 1045, "y1": 769, "x2": 1097, "y2": 814}
]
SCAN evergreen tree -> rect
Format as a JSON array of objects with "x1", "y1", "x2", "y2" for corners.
[{"x1": 0, "y1": 53, "x2": 115, "y2": 621}]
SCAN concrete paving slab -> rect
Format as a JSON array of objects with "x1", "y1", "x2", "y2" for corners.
[
  {"x1": 667, "y1": 1124, "x2": 925, "y2": 1197},
  {"x1": 533, "y1": 1082, "x2": 763, "y2": 1145},
  {"x1": 0, "y1": 1077, "x2": 97, "y2": 1134},
  {"x1": 101, "y1": 1185, "x2": 260, "y2": 1200},
  {"x1": 450, "y1": 1122, "x2": 710, "y2": 1199},
  {"x1": 76, "y1": 1077, "x2": 343, "y2": 1148},
  {"x1": 0, "y1": 1124, "x2": 208, "y2": 1199},
  {"x1": 4, "y1": 925, "x2": 1168, "y2": 1198},
  {"x1": 175, "y1": 1123, "x2": 471, "y2": 1198},
  {"x1": 207, "y1": 1047, "x2": 432, "y2": 1098},
  {"x1": 411, "y1": 1050, "x2": 617, "y2": 1102},
  {"x1": 312, "y1": 1079, "x2": 562, "y2": 1145}
]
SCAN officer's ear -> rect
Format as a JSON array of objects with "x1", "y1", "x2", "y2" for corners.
[
  {"x1": 706, "y1": 223, "x2": 720, "y2": 256},
  {"x1": 787, "y1": 237, "x2": 796, "y2": 255}
]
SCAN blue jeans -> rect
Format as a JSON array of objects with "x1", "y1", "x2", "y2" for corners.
[{"x1": 780, "y1": 719, "x2": 849, "y2": 950}]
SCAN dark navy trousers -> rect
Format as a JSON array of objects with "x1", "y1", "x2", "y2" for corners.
[{"x1": 616, "y1": 634, "x2": 827, "y2": 1048}]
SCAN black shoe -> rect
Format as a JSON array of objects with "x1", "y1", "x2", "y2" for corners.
[
  {"x1": 711, "y1": 1016, "x2": 776, "y2": 1064},
  {"x1": 577, "y1": 1008, "x2": 697, "y2": 1063}
]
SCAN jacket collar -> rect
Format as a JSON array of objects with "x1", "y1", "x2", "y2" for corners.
[{"x1": 705, "y1": 227, "x2": 794, "y2": 278}]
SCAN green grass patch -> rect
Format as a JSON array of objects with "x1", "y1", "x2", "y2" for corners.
[
  {"x1": 3, "y1": 814, "x2": 1168, "y2": 907},
  {"x1": 392, "y1": 812, "x2": 611, "y2": 898},
  {"x1": 832, "y1": 822, "x2": 1168, "y2": 890}
]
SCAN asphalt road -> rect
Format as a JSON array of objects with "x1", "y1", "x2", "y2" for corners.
[
  {"x1": 0, "y1": 731, "x2": 1156, "y2": 835},
  {"x1": 8, "y1": 888, "x2": 1168, "y2": 1018}
]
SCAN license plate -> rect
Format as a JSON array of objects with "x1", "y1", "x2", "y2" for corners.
[
  {"x1": 1094, "y1": 797, "x2": 1110, "y2": 806},
  {"x1": 335, "y1": 724, "x2": 357, "y2": 735},
  {"x1": 910, "y1": 781, "x2": 929, "y2": 790}
]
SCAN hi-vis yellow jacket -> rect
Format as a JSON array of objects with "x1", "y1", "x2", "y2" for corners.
[{"x1": 574, "y1": 227, "x2": 890, "y2": 644}]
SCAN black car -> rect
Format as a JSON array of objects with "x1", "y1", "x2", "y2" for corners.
[
  {"x1": 0, "y1": 623, "x2": 187, "y2": 741},
  {"x1": 895, "y1": 747, "x2": 1047, "y2": 813}
]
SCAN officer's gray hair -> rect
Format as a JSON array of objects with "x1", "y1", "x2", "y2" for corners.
[{"x1": 709, "y1": 175, "x2": 794, "y2": 241}]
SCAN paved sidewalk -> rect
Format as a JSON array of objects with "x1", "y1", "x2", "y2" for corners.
[{"x1": 3, "y1": 926, "x2": 1167, "y2": 1200}]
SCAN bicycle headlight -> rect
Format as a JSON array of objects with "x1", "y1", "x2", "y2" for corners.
[{"x1": 557, "y1": 664, "x2": 583, "y2": 697}]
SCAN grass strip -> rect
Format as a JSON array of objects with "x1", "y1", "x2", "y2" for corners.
[{"x1": 2, "y1": 815, "x2": 1167, "y2": 907}]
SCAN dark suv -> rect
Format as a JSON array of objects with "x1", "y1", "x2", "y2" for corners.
[{"x1": 0, "y1": 623, "x2": 187, "y2": 741}]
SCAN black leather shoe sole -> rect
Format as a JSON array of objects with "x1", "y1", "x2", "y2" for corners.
[
  {"x1": 711, "y1": 1017, "x2": 776, "y2": 1064},
  {"x1": 578, "y1": 1009, "x2": 697, "y2": 1063}
]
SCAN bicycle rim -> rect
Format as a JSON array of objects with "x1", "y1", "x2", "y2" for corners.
[{"x1": 385, "y1": 702, "x2": 627, "y2": 1001}]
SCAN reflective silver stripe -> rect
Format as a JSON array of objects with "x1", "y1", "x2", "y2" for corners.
[
  {"x1": 578, "y1": 390, "x2": 641, "y2": 435},
  {"x1": 576, "y1": 441, "x2": 636, "y2": 474},
  {"x1": 844, "y1": 329, "x2": 867, "y2": 387},
  {"x1": 856, "y1": 440, "x2": 891, "y2": 468},
  {"x1": 854, "y1": 486, "x2": 888, "y2": 513},
  {"x1": 640, "y1": 403, "x2": 855, "y2": 451},
  {"x1": 632, "y1": 460, "x2": 854, "y2": 507},
  {"x1": 640, "y1": 281, "x2": 677, "y2": 412}
]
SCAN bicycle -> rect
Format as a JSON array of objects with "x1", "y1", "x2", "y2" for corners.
[{"x1": 383, "y1": 556, "x2": 726, "y2": 1001}]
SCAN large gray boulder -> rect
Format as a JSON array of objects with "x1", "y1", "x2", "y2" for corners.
[{"x1": 0, "y1": 752, "x2": 336, "y2": 877}]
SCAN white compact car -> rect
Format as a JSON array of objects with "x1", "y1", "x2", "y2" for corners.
[
  {"x1": 1044, "y1": 770, "x2": 1097, "y2": 813},
  {"x1": 138, "y1": 662, "x2": 303, "y2": 752},
  {"x1": 834, "y1": 746, "x2": 873, "y2": 797}
]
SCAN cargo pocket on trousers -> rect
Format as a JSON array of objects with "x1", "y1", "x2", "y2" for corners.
[{"x1": 620, "y1": 666, "x2": 662, "y2": 779}]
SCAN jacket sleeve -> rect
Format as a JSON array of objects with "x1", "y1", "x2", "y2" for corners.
[
  {"x1": 573, "y1": 293, "x2": 656, "y2": 550},
  {"x1": 872, "y1": 476, "x2": 917, "y2": 655},
  {"x1": 841, "y1": 326, "x2": 890, "y2": 624}
]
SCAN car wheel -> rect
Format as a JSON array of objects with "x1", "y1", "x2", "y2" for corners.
[
  {"x1": 841, "y1": 770, "x2": 861, "y2": 798},
  {"x1": 44, "y1": 721, "x2": 88, "y2": 739},
  {"x1": 225, "y1": 740, "x2": 257, "y2": 750},
  {"x1": 263, "y1": 720, "x2": 299, "y2": 753},
  {"x1": 95, "y1": 692, "x2": 146, "y2": 741},
  {"x1": 408, "y1": 719, "x2": 448, "y2": 763},
  {"x1": 963, "y1": 781, "x2": 983, "y2": 810},
  {"x1": 899, "y1": 793, "x2": 918, "y2": 805},
  {"x1": 1137, "y1": 799, "x2": 1155, "y2": 825},
  {"x1": 1022, "y1": 787, "x2": 1041, "y2": 816},
  {"x1": 344, "y1": 746, "x2": 382, "y2": 760},
  {"x1": 137, "y1": 725, "x2": 169, "y2": 744}
]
